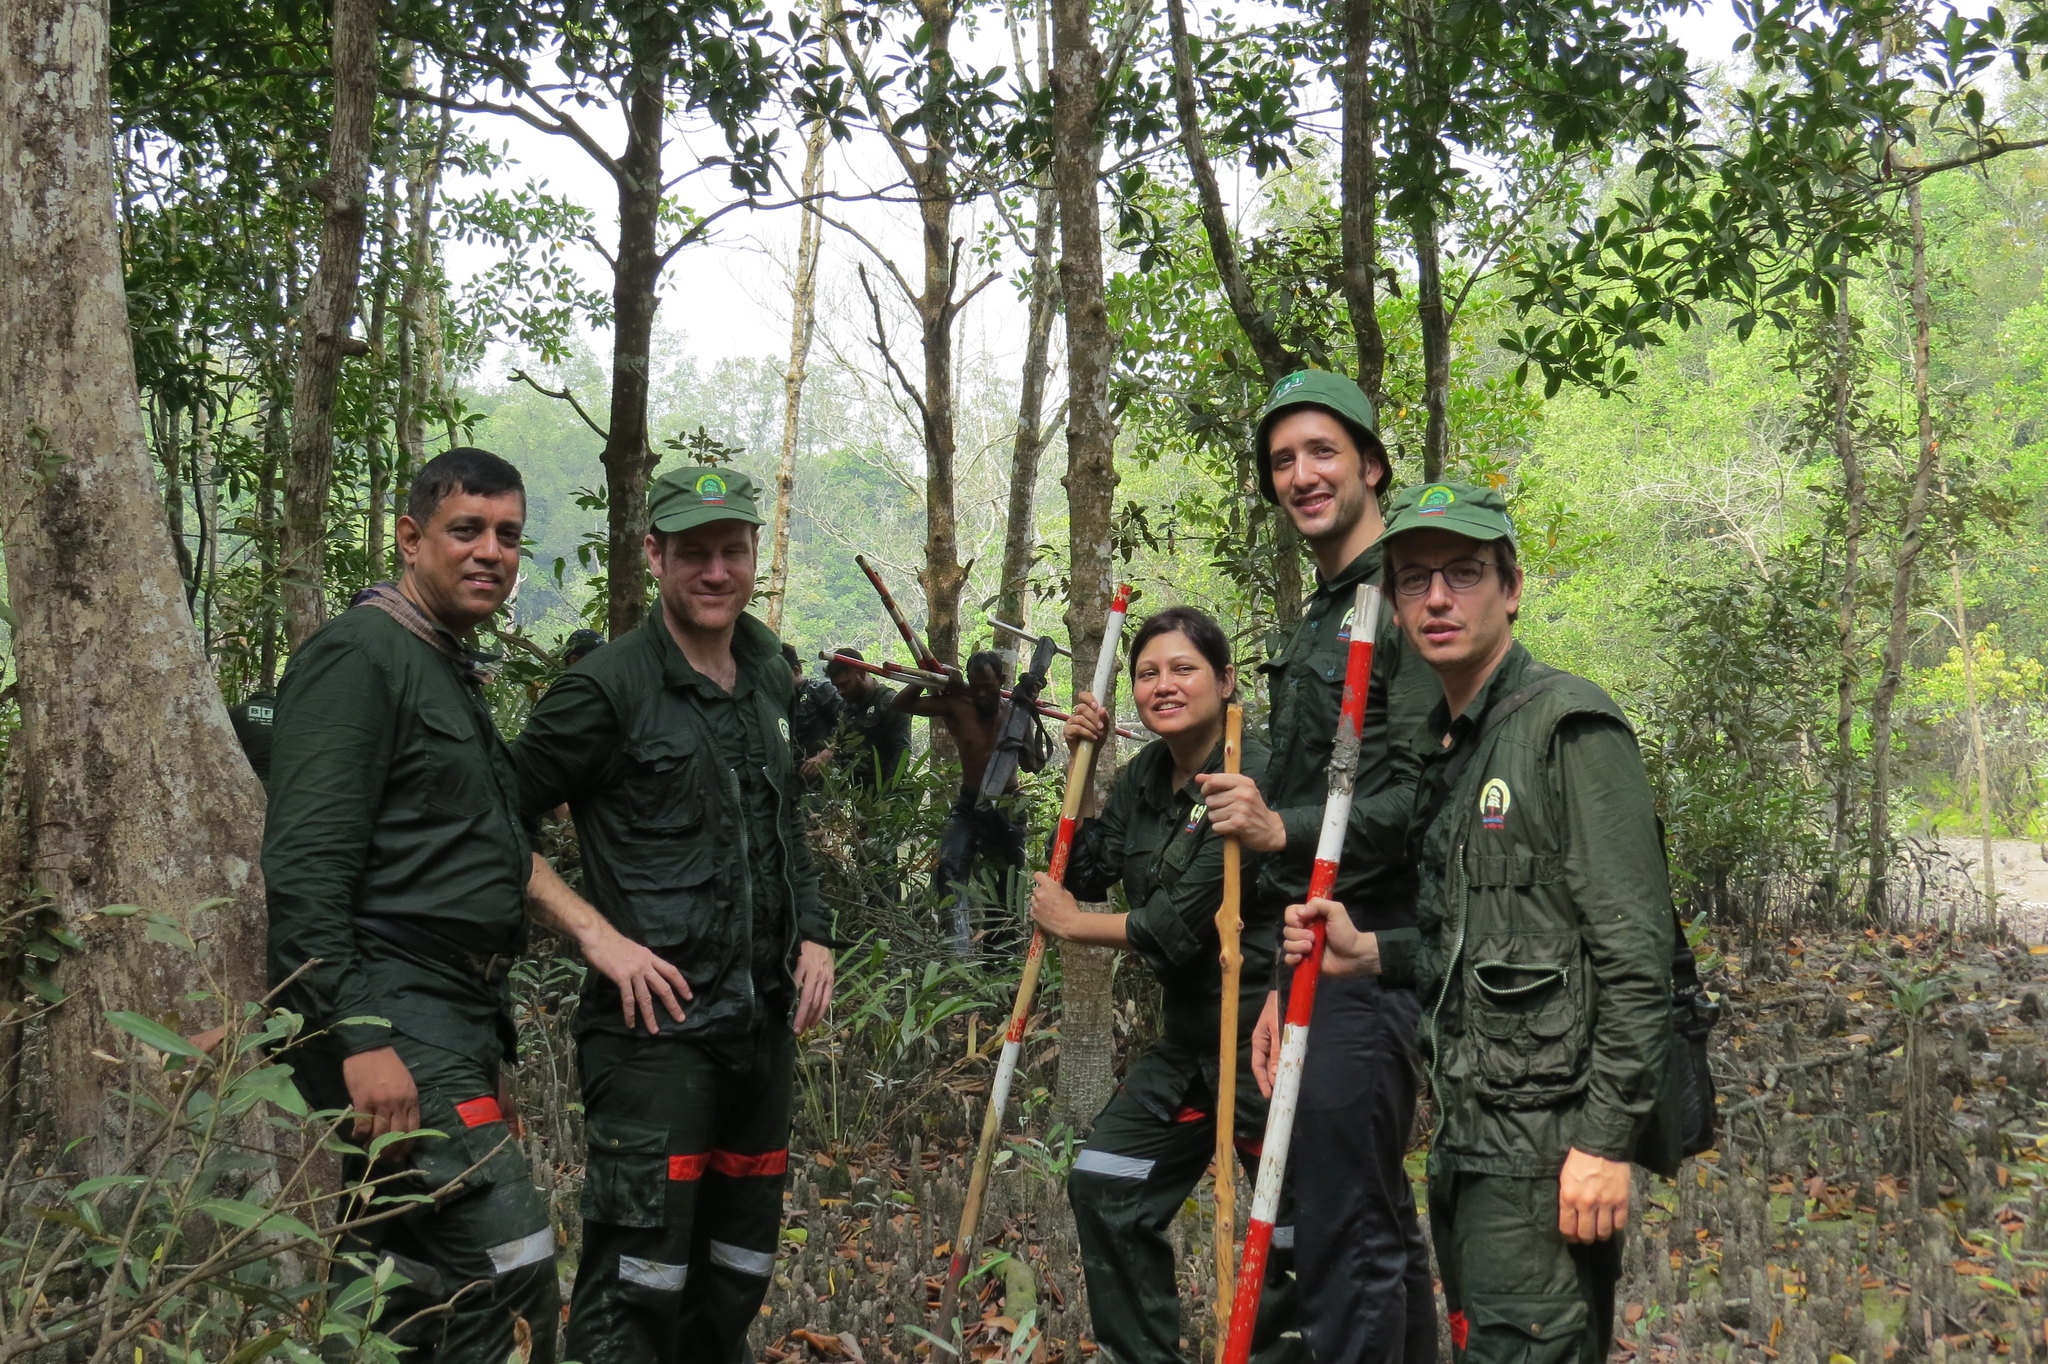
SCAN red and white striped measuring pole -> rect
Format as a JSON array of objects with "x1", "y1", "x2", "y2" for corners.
[
  {"x1": 1221, "y1": 581, "x2": 1381, "y2": 1364},
  {"x1": 939, "y1": 583, "x2": 1132, "y2": 1337}
]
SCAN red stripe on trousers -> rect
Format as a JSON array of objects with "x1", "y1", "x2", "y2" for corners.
[
  {"x1": 455, "y1": 1096, "x2": 503, "y2": 1128},
  {"x1": 709, "y1": 1148, "x2": 789, "y2": 1177}
]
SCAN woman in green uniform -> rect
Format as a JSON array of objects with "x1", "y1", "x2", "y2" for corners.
[{"x1": 1030, "y1": 606, "x2": 1296, "y2": 1364}]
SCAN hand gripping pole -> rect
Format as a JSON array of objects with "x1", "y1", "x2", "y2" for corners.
[
  {"x1": 1221, "y1": 583, "x2": 1381, "y2": 1364},
  {"x1": 939, "y1": 584, "x2": 1132, "y2": 1337},
  {"x1": 855, "y1": 554, "x2": 951, "y2": 677}
]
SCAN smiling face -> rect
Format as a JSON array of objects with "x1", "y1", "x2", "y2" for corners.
[
  {"x1": 1389, "y1": 527, "x2": 1523, "y2": 688},
  {"x1": 395, "y1": 489, "x2": 526, "y2": 631},
  {"x1": 1131, "y1": 629, "x2": 1235, "y2": 741},
  {"x1": 1266, "y1": 407, "x2": 1384, "y2": 555},
  {"x1": 646, "y1": 518, "x2": 759, "y2": 642}
]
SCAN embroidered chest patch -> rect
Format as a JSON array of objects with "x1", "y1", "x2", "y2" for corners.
[
  {"x1": 1184, "y1": 803, "x2": 1209, "y2": 834},
  {"x1": 1479, "y1": 778, "x2": 1512, "y2": 831}
]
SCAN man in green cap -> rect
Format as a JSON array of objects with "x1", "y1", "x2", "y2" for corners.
[
  {"x1": 1282, "y1": 481, "x2": 1682, "y2": 1364},
  {"x1": 513, "y1": 465, "x2": 836, "y2": 1364},
  {"x1": 1195, "y1": 371, "x2": 1439, "y2": 1364}
]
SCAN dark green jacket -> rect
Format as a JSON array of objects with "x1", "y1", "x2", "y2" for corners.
[
  {"x1": 1065, "y1": 735, "x2": 1274, "y2": 1105},
  {"x1": 1258, "y1": 544, "x2": 1437, "y2": 931},
  {"x1": 264, "y1": 606, "x2": 531, "y2": 1057},
  {"x1": 839, "y1": 683, "x2": 911, "y2": 791},
  {"x1": 512, "y1": 612, "x2": 829, "y2": 1043},
  {"x1": 1379, "y1": 644, "x2": 1674, "y2": 1177}
]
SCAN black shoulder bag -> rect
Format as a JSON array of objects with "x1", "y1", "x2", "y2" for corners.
[{"x1": 1445, "y1": 671, "x2": 1720, "y2": 1168}]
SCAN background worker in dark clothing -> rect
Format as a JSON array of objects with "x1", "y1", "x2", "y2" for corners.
[
  {"x1": 263, "y1": 447, "x2": 562, "y2": 1362},
  {"x1": 227, "y1": 691, "x2": 277, "y2": 785},
  {"x1": 1032, "y1": 607, "x2": 1300, "y2": 1364},
  {"x1": 1198, "y1": 372, "x2": 1439, "y2": 1364},
  {"x1": 514, "y1": 466, "x2": 835, "y2": 1364},
  {"x1": 784, "y1": 642, "x2": 845, "y2": 787},
  {"x1": 1287, "y1": 482, "x2": 1679, "y2": 1364},
  {"x1": 820, "y1": 648, "x2": 911, "y2": 792},
  {"x1": 564, "y1": 627, "x2": 607, "y2": 667},
  {"x1": 895, "y1": 650, "x2": 1037, "y2": 955}
]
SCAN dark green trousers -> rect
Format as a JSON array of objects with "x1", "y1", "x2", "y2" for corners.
[
  {"x1": 1067, "y1": 1047, "x2": 1303, "y2": 1364},
  {"x1": 1427, "y1": 1172, "x2": 1621, "y2": 1364},
  {"x1": 565, "y1": 1025, "x2": 795, "y2": 1364},
  {"x1": 292, "y1": 1032, "x2": 561, "y2": 1364}
]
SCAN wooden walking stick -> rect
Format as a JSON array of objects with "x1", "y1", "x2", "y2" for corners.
[
  {"x1": 939, "y1": 583, "x2": 1132, "y2": 1338},
  {"x1": 1212, "y1": 701, "x2": 1245, "y2": 1343},
  {"x1": 1221, "y1": 583, "x2": 1381, "y2": 1364}
]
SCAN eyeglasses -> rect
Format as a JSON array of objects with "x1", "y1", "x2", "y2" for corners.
[{"x1": 1391, "y1": 558, "x2": 1498, "y2": 598}]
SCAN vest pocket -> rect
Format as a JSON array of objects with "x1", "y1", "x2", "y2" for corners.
[
  {"x1": 417, "y1": 708, "x2": 492, "y2": 816},
  {"x1": 622, "y1": 735, "x2": 705, "y2": 833},
  {"x1": 582, "y1": 1113, "x2": 669, "y2": 1228},
  {"x1": 1464, "y1": 934, "x2": 1591, "y2": 1109}
]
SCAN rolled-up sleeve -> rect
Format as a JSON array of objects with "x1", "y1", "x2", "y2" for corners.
[
  {"x1": 1557, "y1": 716, "x2": 1673, "y2": 1161},
  {"x1": 262, "y1": 637, "x2": 396, "y2": 1056}
]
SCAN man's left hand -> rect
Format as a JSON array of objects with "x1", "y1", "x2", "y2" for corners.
[
  {"x1": 803, "y1": 750, "x2": 832, "y2": 778},
  {"x1": 1557, "y1": 1148, "x2": 1632, "y2": 1243},
  {"x1": 794, "y1": 940, "x2": 836, "y2": 1032}
]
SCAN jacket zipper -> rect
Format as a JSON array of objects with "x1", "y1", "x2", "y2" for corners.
[
  {"x1": 726, "y1": 761, "x2": 755, "y2": 1016},
  {"x1": 1426, "y1": 828, "x2": 1471, "y2": 1146}
]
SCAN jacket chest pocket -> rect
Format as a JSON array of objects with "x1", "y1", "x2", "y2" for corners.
[
  {"x1": 418, "y1": 707, "x2": 493, "y2": 816},
  {"x1": 1461, "y1": 856, "x2": 1591, "y2": 1109},
  {"x1": 622, "y1": 734, "x2": 707, "y2": 834}
]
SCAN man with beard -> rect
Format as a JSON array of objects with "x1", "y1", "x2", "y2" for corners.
[
  {"x1": 895, "y1": 650, "x2": 1036, "y2": 954},
  {"x1": 1197, "y1": 373, "x2": 1440, "y2": 1363},
  {"x1": 513, "y1": 466, "x2": 835, "y2": 1364}
]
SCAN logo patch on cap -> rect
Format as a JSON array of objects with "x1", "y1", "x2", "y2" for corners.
[
  {"x1": 1418, "y1": 485, "x2": 1456, "y2": 516},
  {"x1": 1479, "y1": 778, "x2": 1512, "y2": 830},
  {"x1": 1271, "y1": 372, "x2": 1307, "y2": 401},
  {"x1": 696, "y1": 472, "x2": 728, "y2": 504}
]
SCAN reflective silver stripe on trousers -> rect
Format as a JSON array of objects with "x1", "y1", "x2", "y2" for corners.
[
  {"x1": 1073, "y1": 1149, "x2": 1157, "y2": 1181},
  {"x1": 708, "y1": 1240, "x2": 776, "y2": 1277},
  {"x1": 619, "y1": 1255, "x2": 688, "y2": 1293},
  {"x1": 1270, "y1": 1224, "x2": 1295, "y2": 1250},
  {"x1": 487, "y1": 1228, "x2": 556, "y2": 1275}
]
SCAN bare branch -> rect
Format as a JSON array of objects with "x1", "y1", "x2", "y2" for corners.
[
  {"x1": 507, "y1": 369, "x2": 610, "y2": 440},
  {"x1": 857, "y1": 263, "x2": 931, "y2": 429}
]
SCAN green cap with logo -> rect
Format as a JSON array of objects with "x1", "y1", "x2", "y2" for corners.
[
  {"x1": 1254, "y1": 370, "x2": 1390, "y2": 502},
  {"x1": 1375, "y1": 480, "x2": 1517, "y2": 548},
  {"x1": 648, "y1": 466, "x2": 766, "y2": 534}
]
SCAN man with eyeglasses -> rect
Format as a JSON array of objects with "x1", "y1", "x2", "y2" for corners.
[
  {"x1": 1196, "y1": 371, "x2": 1439, "y2": 1364},
  {"x1": 1282, "y1": 482, "x2": 1679, "y2": 1364}
]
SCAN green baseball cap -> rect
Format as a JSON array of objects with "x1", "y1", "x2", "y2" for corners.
[
  {"x1": 1375, "y1": 480, "x2": 1517, "y2": 549},
  {"x1": 648, "y1": 466, "x2": 766, "y2": 534},
  {"x1": 1254, "y1": 370, "x2": 1390, "y2": 502}
]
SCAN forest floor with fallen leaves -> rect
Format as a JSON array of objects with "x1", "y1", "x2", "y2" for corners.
[{"x1": 742, "y1": 918, "x2": 2048, "y2": 1364}]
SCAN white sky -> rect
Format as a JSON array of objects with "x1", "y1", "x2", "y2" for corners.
[{"x1": 441, "y1": 0, "x2": 1749, "y2": 382}]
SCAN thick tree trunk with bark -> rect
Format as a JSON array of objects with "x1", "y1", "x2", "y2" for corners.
[
  {"x1": 1863, "y1": 181, "x2": 1942, "y2": 921},
  {"x1": 1, "y1": 0, "x2": 268, "y2": 1158},
  {"x1": 601, "y1": 59, "x2": 671, "y2": 638},
  {"x1": 996, "y1": 186, "x2": 1061, "y2": 640},
  {"x1": 1051, "y1": 0, "x2": 1121, "y2": 1127},
  {"x1": 1340, "y1": 0, "x2": 1385, "y2": 403},
  {"x1": 766, "y1": 107, "x2": 830, "y2": 634},
  {"x1": 279, "y1": 0, "x2": 379, "y2": 646},
  {"x1": 1396, "y1": 0, "x2": 1449, "y2": 481}
]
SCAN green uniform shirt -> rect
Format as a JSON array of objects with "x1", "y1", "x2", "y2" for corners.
[
  {"x1": 1257, "y1": 544, "x2": 1437, "y2": 930},
  {"x1": 1065, "y1": 735, "x2": 1275, "y2": 1088},
  {"x1": 512, "y1": 612, "x2": 829, "y2": 1050},
  {"x1": 839, "y1": 683, "x2": 911, "y2": 791},
  {"x1": 1379, "y1": 643, "x2": 1674, "y2": 1175},
  {"x1": 263, "y1": 605, "x2": 531, "y2": 1057}
]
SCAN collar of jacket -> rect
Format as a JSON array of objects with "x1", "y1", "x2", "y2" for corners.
[
  {"x1": 1132, "y1": 733, "x2": 1231, "y2": 806},
  {"x1": 1312, "y1": 540, "x2": 1387, "y2": 601},
  {"x1": 644, "y1": 608, "x2": 779, "y2": 698},
  {"x1": 1427, "y1": 640, "x2": 1536, "y2": 748}
]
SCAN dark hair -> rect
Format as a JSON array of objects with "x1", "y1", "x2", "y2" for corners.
[
  {"x1": 1129, "y1": 607, "x2": 1234, "y2": 697},
  {"x1": 965, "y1": 650, "x2": 1007, "y2": 682},
  {"x1": 407, "y1": 447, "x2": 525, "y2": 527},
  {"x1": 781, "y1": 642, "x2": 801, "y2": 671},
  {"x1": 823, "y1": 647, "x2": 865, "y2": 683}
]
